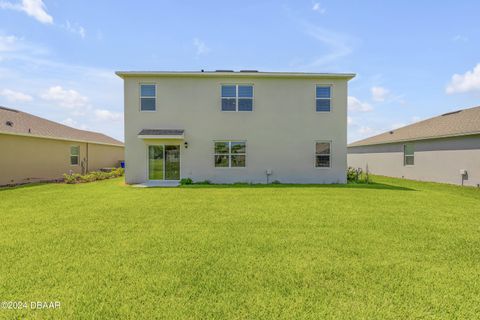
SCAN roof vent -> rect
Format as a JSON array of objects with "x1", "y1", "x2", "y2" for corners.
[
  {"x1": 215, "y1": 69, "x2": 234, "y2": 72},
  {"x1": 441, "y1": 110, "x2": 462, "y2": 116},
  {"x1": 240, "y1": 70, "x2": 258, "y2": 72},
  {"x1": 6, "y1": 120, "x2": 13, "y2": 127},
  {"x1": 389, "y1": 131, "x2": 394, "y2": 134}
]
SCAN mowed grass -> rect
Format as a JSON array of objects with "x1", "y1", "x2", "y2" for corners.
[{"x1": 0, "y1": 177, "x2": 479, "y2": 319}]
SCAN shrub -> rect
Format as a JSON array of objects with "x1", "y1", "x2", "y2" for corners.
[
  {"x1": 63, "y1": 173, "x2": 81, "y2": 184},
  {"x1": 180, "y1": 178, "x2": 193, "y2": 185},
  {"x1": 194, "y1": 180, "x2": 212, "y2": 185},
  {"x1": 271, "y1": 180, "x2": 282, "y2": 184},
  {"x1": 347, "y1": 167, "x2": 369, "y2": 183},
  {"x1": 63, "y1": 168, "x2": 124, "y2": 184}
]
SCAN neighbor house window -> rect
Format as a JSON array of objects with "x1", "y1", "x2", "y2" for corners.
[
  {"x1": 315, "y1": 141, "x2": 331, "y2": 168},
  {"x1": 214, "y1": 141, "x2": 246, "y2": 167},
  {"x1": 70, "y1": 146, "x2": 80, "y2": 165},
  {"x1": 404, "y1": 143, "x2": 414, "y2": 165},
  {"x1": 316, "y1": 86, "x2": 331, "y2": 112},
  {"x1": 221, "y1": 85, "x2": 253, "y2": 111},
  {"x1": 140, "y1": 84, "x2": 156, "y2": 111}
]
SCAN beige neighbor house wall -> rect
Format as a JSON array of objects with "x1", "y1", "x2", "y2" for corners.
[
  {"x1": 348, "y1": 134, "x2": 480, "y2": 186},
  {"x1": 120, "y1": 72, "x2": 353, "y2": 184},
  {"x1": 0, "y1": 133, "x2": 124, "y2": 186}
]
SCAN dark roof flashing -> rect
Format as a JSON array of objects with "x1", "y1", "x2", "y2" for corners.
[{"x1": 138, "y1": 129, "x2": 184, "y2": 136}]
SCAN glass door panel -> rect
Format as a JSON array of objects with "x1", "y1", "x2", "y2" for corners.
[
  {"x1": 165, "y1": 145, "x2": 180, "y2": 180},
  {"x1": 148, "y1": 145, "x2": 164, "y2": 180}
]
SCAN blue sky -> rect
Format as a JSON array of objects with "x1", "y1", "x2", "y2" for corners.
[{"x1": 1, "y1": 0, "x2": 479, "y2": 142}]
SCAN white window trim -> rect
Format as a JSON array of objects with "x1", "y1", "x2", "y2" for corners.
[
  {"x1": 314, "y1": 140, "x2": 332, "y2": 169},
  {"x1": 139, "y1": 83, "x2": 157, "y2": 112},
  {"x1": 146, "y1": 144, "x2": 182, "y2": 181},
  {"x1": 70, "y1": 145, "x2": 80, "y2": 166},
  {"x1": 221, "y1": 84, "x2": 254, "y2": 112},
  {"x1": 403, "y1": 143, "x2": 415, "y2": 166},
  {"x1": 315, "y1": 84, "x2": 333, "y2": 113},
  {"x1": 214, "y1": 140, "x2": 247, "y2": 168}
]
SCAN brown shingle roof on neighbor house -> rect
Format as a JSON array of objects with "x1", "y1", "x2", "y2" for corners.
[
  {"x1": 349, "y1": 105, "x2": 480, "y2": 147},
  {"x1": 0, "y1": 106, "x2": 123, "y2": 146}
]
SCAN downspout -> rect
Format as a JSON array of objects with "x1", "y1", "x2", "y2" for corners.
[{"x1": 86, "y1": 143, "x2": 89, "y2": 173}]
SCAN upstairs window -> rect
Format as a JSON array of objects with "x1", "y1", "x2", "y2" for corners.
[
  {"x1": 140, "y1": 84, "x2": 156, "y2": 111},
  {"x1": 404, "y1": 143, "x2": 414, "y2": 165},
  {"x1": 316, "y1": 86, "x2": 331, "y2": 112},
  {"x1": 315, "y1": 141, "x2": 331, "y2": 168},
  {"x1": 214, "y1": 141, "x2": 246, "y2": 167},
  {"x1": 221, "y1": 85, "x2": 253, "y2": 111},
  {"x1": 70, "y1": 146, "x2": 80, "y2": 165}
]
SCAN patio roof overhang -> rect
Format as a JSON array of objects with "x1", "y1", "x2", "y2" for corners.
[{"x1": 137, "y1": 129, "x2": 184, "y2": 139}]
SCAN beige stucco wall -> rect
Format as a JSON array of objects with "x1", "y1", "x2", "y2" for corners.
[
  {"x1": 123, "y1": 75, "x2": 349, "y2": 184},
  {"x1": 0, "y1": 134, "x2": 124, "y2": 186},
  {"x1": 348, "y1": 135, "x2": 480, "y2": 186}
]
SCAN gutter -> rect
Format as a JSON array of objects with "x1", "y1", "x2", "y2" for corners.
[
  {"x1": 0, "y1": 130, "x2": 124, "y2": 148},
  {"x1": 348, "y1": 131, "x2": 480, "y2": 148},
  {"x1": 115, "y1": 71, "x2": 356, "y2": 80}
]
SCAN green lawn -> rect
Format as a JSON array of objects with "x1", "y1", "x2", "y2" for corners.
[{"x1": 1, "y1": 176, "x2": 479, "y2": 319}]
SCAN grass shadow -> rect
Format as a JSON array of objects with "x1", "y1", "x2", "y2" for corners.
[
  {"x1": 0, "y1": 182, "x2": 53, "y2": 192},
  {"x1": 177, "y1": 182, "x2": 414, "y2": 191}
]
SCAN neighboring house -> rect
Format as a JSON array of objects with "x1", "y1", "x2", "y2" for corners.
[
  {"x1": 116, "y1": 70, "x2": 355, "y2": 184},
  {"x1": 348, "y1": 106, "x2": 480, "y2": 186},
  {"x1": 0, "y1": 106, "x2": 124, "y2": 186}
]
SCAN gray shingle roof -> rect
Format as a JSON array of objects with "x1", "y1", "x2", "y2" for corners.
[
  {"x1": 0, "y1": 106, "x2": 123, "y2": 146},
  {"x1": 138, "y1": 129, "x2": 184, "y2": 136},
  {"x1": 349, "y1": 106, "x2": 480, "y2": 147}
]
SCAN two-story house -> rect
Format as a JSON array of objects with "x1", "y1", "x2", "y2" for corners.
[{"x1": 116, "y1": 70, "x2": 355, "y2": 185}]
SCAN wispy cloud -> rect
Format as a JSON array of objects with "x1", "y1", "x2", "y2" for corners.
[
  {"x1": 348, "y1": 96, "x2": 373, "y2": 112},
  {"x1": 303, "y1": 23, "x2": 353, "y2": 67},
  {"x1": 193, "y1": 38, "x2": 210, "y2": 56},
  {"x1": 0, "y1": 88, "x2": 33, "y2": 102},
  {"x1": 0, "y1": 33, "x2": 123, "y2": 140},
  {"x1": 452, "y1": 34, "x2": 468, "y2": 42},
  {"x1": 64, "y1": 20, "x2": 86, "y2": 39},
  {"x1": 94, "y1": 109, "x2": 123, "y2": 122},
  {"x1": 446, "y1": 63, "x2": 480, "y2": 94},
  {"x1": 312, "y1": 2, "x2": 326, "y2": 14},
  {"x1": 40, "y1": 86, "x2": 88, "y2": 109},
  {"x1": 371, "y1": 86, "x2": 390, "y2": 102},
  {"x1": 0, "y1": 0, "x2": 53, "y2": 24}
]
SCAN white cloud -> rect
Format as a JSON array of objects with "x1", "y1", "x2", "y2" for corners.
[
  {"x1": 61, "y1": 118, "x2": 88, "y2": 130},
  {"x1": 40, "y1": 86, "x2": 88, "y2": 109},
  {"x1": 65, "y1": 20, "x2": 86, "y2": 38},
  {"x1": 0, "y1": 35, "x2": 18, "y2": 52},
  {"x1": 0, "y1": 88, "x2": 33, "y2": 102},
  {"x1": 94, "y1": 109, "x2": 123, "y2": 122},
  {"x1": 446, "y1": 63, "x2": 480, "y2": 94},
  {"x1": 358, "y1": 126, "x2": 376, "y2": 136},
  {"x1": 312, "y1": 2, "x2": 326, "y2": 13},
  {"x1": 348, "y1": 96, "x2": 373, "y2": 112},
  {"x1": 371, "y1": 86, "x2": 390, "y2": 102},
  {"x1": 347, "y1": 116, "x2": 353, "y2": 125},
  {"x1": 193, "y1": 38, "x2": 210, "y2": 56},
  {"x1": 452, "y1": 35, "x2": 468, "y2": 42},
  {"x1": 0, "y1": 0, "x2": 53, "y2": 24},
  {"x1": 391, "y1": 123, "x2": 406, "y2": 130}
]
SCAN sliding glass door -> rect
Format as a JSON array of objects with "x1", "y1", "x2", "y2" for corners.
[
  {"x1": 148, "y1": 145, "x2": 180, "y2": 180},
  {"x1": 165, "y1": 145, "x2": 180, "y2": 180}
]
